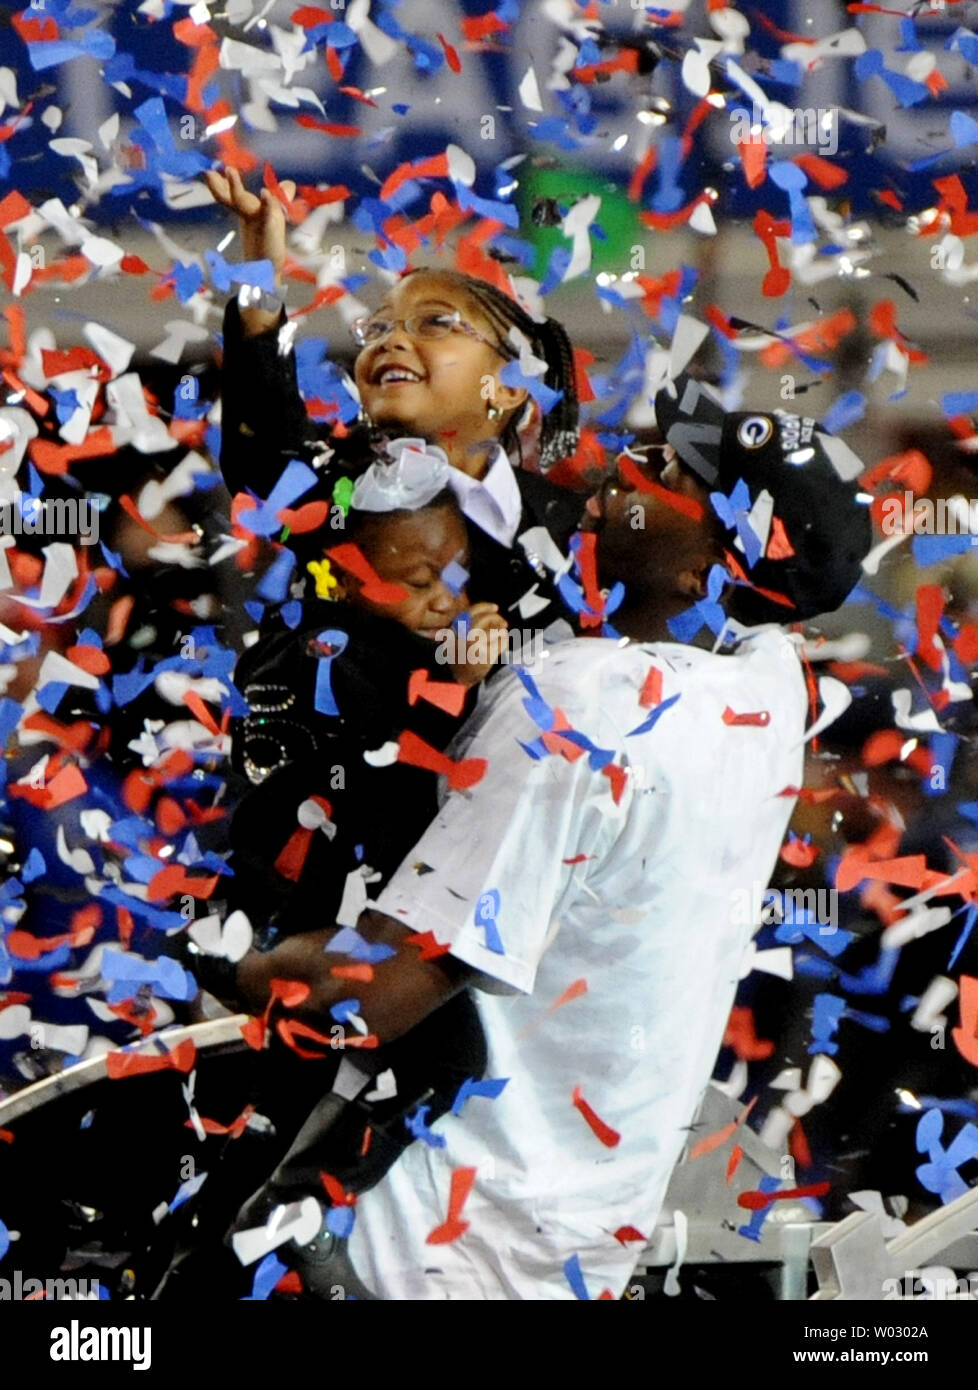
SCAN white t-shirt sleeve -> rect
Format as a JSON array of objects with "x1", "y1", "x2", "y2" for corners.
[{"x1": 372, "y1": 674, "x2": 629, "y2": 995}]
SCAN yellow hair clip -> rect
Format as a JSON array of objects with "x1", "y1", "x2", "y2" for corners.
[{"x1": 307, "y1": 557, "x2": 338, "y2": 599}]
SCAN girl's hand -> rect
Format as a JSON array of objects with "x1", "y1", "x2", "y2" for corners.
[
  {"x1": 450, "y1": 603, "x2": 510, "y2": 687},
  {"x1": 203, "y1": 167, "x2": 295, "y2": 336}
]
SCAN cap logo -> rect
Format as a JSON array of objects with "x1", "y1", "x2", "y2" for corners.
[{"x1": 737, "y1": 416, "x2": 773, "y2": 450}]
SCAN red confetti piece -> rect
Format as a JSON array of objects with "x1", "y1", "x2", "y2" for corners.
[
  {"x1": 9, "y1": 762, "x2": 88, "y2": 810},
  {"x1": 321, "y1": 1171, "x2": 356, "y2": 1208},
  {"x1": 915, "y1": 584, "x2": 945, "y2": 673},
  {"x1": 723, "y1": 1006, "x2": 775, "y2": 1061},
  {"x1": 186, "y1": 1104, "x2": 255, "y2": 1138},
  {"x1": 790, "y1": 1116, "x2": 813, "y2": 1171},
  {"x1": 294, "y1": 115, "x2": 361, "y2": 137},
  {"x1": 726, "y1": 1143, "x2": 744, "y2": 1184},
  {"x1": 753, "y1": 209, "x2": 791, "y2": 297},
  {"x1": 183, "y1": 690, "x2": 221, "y2": 737},
  {"x1": 738, "y1": 1180, "x2": 830, "y2": 1212},
  {"x1": 793, "y1": 154, "x2": 848, "y2": 189},
  {"x1": 29, "y1": 426, "x2": 116, "y2": 477},
  {"x1": 780, "y1": 835, "x2": 820, "y2": 869},
  {"x1": 277, "y1": 499, "x2": 330, "y2": 533},
  {"x1": 874, "y1": 189, "x2": 904, "y2": 211},
  {"x1": 602, "y1": 762, "x2": 628, "y2": 805},
  {"x1": 118, "y1": 494, "x2": 200, "y2": 546},
  {"x1": 572, "y1": 1085, "x2": 621, "y2": 1148},
  {"x1": 613, "y1": 1225, "x2": 646, "y2": 1245},
  {"x1": 460, "y1": 10, "x2": 509, "y2": 40},
  {"x1": 0, "y1": 191, "x2": 32, "y2": 229},
  {"x1": 145, "y1": 864, "x2": 220, "y2": 903},
  {"x1": 325, "y1": 542, "x2": 410, "y2": 605},
  {"x1": 436, "y1": 32, "x2": 462, "y2": 72},
  {"x1": 330, "y1": 963, "x2": 375, "y2": 983},
  {"x1": 722, "y1": 706, "x2": 771, "y2": 727},
  {"x1": 396, "y1": 729, "x2": 487, "y2": 791},
  {"x1": 951, "y1": 975, "x2": 978, "y2": 1066},
  {"x1": 406, "y1": 930, "x2": 453, "y2": 962},
  {"x1": 688, "y1": 1096, "x2": 757, "y2": 1160},
  {"x1": 274, "y1": 826, "x2": 314, "y2": 882},
  {"x1": 766, "y1": 514, "x2": 795, "y2": 561},
  {"x1": 64, "y1": 643, "x2": 110, "y2": 677},
  {"x1": 426, "y1": 1166, "x2": 477, "y2": 1244},
  {"x1": 106, "y1": 1038, "x2": 196, "y2": 1079},
  {"x1": 0, "y1": 1130, "x2": 14, "y2": 1144},
  {"x1": 738, "y1": 136, "x2": 767, "y2": 189},
  {"x1": 325, "y1": 43, "x2": 344, "y2": 82},
  {"x1": 291, "y1": 5, "x2": 333, "y2": 26},
  {"x1": 407, "y1": 669, "x2": 468, "y2": 717},
  {"x1": 40, "y1": 346, "x2": 107, "y2": 380},
  {"x1": 616, "y1": 456, "x2": 704, "y2": 521},
  {"x1": 548, "y1": 978, "x2": 588, "y2": 1011}
]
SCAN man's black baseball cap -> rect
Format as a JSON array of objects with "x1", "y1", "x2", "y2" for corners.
[{"x1": 654, "y1": 374, "x2": 873, "y2": 625}]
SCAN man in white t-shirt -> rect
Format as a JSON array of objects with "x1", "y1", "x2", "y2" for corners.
[{"x1": 232, "y1": 382, "x2": 873, "y2": 1299}]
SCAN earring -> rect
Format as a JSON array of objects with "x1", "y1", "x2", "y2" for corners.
[{"x1": 486, "y1": 402, "x2": 504, "y2": 422}]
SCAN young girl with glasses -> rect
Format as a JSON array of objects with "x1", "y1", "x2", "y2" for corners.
[{"x1": 204, "y1": 167, "x2": 585, "y2": 634}]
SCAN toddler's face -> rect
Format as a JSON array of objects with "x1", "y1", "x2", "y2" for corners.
[{"x1": 350, "y1": 507, "x2": 471, "y2": 639}]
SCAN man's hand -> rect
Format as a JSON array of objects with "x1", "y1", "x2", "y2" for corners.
[
  {"x1": 451, "y1": 604, "x2": 509, "y2": 687},
  {"x1": 203, "y1": 166, "x2": 294, "y2": 338},
  {"x1": 233, "y1": 909, "x2": 473, "y2": 1045}
]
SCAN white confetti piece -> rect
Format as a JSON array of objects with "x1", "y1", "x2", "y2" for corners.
[
  {"x1": 84, "y1": 322, "x2": 135, "y2": 378},
  {"x1": 801, "y1": 676, "x2": 852, "y2": 745},
  {"x1": 231, "y1": 1196, "x2": 321, "y2": 1267},
  {"x1": 518, "y1": 65, "x2": 543, "y2": 112}
]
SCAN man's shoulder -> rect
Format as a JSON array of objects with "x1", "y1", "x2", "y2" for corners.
[{"x1": 483, "y1": 629, "x2": 806, "y2": 734}]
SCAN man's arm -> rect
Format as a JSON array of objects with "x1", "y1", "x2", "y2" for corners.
[{"x1": 233, "y1": 908, "x2": 474, "y2": 1045}]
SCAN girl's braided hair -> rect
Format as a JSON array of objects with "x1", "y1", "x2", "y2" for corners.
[{"x1": 404, "y1": 268, "x2": 580, "y2": 471}]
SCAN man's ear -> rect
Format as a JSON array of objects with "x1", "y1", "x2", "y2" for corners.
[
  {"x1": 675, "y1": 560, "x2": 713, "y2": 600},
  {"x1": 493, "y1": 375, "x2": 528, "y2": 416}
]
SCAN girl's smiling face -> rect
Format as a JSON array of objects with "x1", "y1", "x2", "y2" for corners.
[
  {"x1": 353, "y1": 272, "x2": 528, "y2": 475},
  {"x1": 339, "y1": 505, "x2": 471, "y2": 639}
]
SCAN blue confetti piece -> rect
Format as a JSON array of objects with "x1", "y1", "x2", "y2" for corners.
[
  {"x1": 20, "y1": 848, "x2": 46, "y2": 883},
  {"x1": 169, "y1": 1171, "x2": 208, "y2": 1213},
  {"x1": 820, "y1": 391, "x2": 867, "y2": 435},
  {"x1": 313, "y1": 628, "x2": 349, "y2": 716},
  {"x1": 280, "y1": 600, "x2": 303, "y2": 630},
  {"x1": 451, "y1": 1075, "x2": 509, "y2": 1117},
  {"x1": 912, "y1": 533, "x2": 973, "y2": 568},
  {"x1": 563, "y1": 1254, "x2": 591, "y2": 1300},
  {"x1": 475, "y1": 889, "x2": 505, "y2": 955},
  {"x1": 915, "y1": 1111, "x2": 978, "y2": 1204},
  {"x1": 773, "y1": 909, "x2": 854, "y2": 959},
  {"x1": 738, "y1": 1175, "x2": 781, "y2": 1243},
  {"x1": 0, "y1": 1218, "x2": 8, "y2": 1264},
  {"x1": 949, "y1": 901, "x2": 978, "y2": 971},
  {"x1": 941, "y1": 390, "x2": 978, "y2": 416},
  {"x1": 246, "y1": 1253, "x2": 288, "y2": 1301},
  {"x1": 627, "y1": 691, "x2": 681, "y2": 739},
  {"x1": 950, "y1": 110, "x2": 978, "y2": 147},
  {"x1": 326, "y1": 1204, "x2": 356, "y2": 1238},
  {"x1": 328, "y1": 925, "x2": 396, "y2": 964},
  {"x1": 329, "y1": 998, "x2": 361, "y2": 1025},
  {"x1": 404, "y1": 1104, "x2": 447, "y2": 1148},
  {"x1": 441, "y1": 559, "x2": 469, "y2": 595},
  {"x1": 809, "y1": 992, "x2": 846, "y2": 1055},
  {"x1": 925, "y1": 731, "x2": 958, "y2": 800},
  {"x1": 837, "y1": 946, "x2": 900, "y2": 996},
  {"x1": 257, "y1": 548, "x2": 296, "y2": 604}
]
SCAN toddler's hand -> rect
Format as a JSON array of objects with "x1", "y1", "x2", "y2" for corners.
[{"x1": 450, "y1": 603, "x2": 509, "y2": 687}]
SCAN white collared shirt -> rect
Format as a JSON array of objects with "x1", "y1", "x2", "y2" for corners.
[
  {"x1": 447, "y1": 445, "x2": 523, "y2": 549},
  {"x1": 347, "y1": 627, "x2": 807, "y2": 1300}
]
